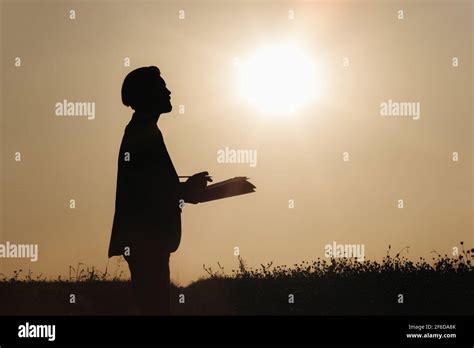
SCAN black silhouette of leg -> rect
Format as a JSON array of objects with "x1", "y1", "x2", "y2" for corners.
[{"x1": 126, "y1": 245, "x2": 171, "y2": 315}]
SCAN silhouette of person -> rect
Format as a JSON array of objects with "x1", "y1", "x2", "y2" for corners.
[{"x1": 108, "y1": 66, "x2": 211, "y2": 315}]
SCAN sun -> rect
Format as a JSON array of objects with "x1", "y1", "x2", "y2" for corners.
[{"x1": 237, "y1": 42, "x2": 319, "y2": 115}]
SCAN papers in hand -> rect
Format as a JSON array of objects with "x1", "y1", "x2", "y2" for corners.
[{"x1": 195, "y1": 177, "x2": 256, "y2": 203}]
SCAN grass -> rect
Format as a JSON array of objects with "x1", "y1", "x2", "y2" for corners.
[{"x1": 0, "y1": 243, "x2": 473, "y2": 315}]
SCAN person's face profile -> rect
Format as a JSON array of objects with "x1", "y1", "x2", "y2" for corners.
[{"x1": 151, "y1": 75, "x2": 172, "y2": 113}]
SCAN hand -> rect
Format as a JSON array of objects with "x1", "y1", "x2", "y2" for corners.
[{"x1": 184, "y1": 171, "x2": 212, "y2": 204}]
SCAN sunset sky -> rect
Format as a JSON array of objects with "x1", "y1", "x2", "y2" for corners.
[{"x1": 1, "y1": 0, "x2": 472, "y2": 285}]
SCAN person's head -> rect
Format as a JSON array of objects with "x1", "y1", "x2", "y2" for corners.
[{"x1": 121, "y1": 66, "x2": 172, "y2": 114}]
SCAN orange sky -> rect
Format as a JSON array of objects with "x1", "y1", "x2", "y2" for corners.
[{"x1": 0, "y1": 0, "x2": 472, "y2": 285}]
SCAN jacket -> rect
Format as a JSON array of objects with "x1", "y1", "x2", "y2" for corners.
[{"x1": 108, "y1": 112, "x2": 182, "y2": 257}]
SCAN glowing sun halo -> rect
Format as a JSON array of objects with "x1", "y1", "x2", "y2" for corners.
[{"x1": 237, "y1": 43, "x2": 319, "y2": 115}]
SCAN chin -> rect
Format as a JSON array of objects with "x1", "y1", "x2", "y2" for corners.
[{"x1": 160, "y1": 105, "x2": 172, "y2": 113}]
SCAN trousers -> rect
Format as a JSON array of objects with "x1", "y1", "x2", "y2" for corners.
[{"x1": 125, "y1": 245, "x2": 171, "y2": 315}]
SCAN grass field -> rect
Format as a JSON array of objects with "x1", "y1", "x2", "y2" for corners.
[{"x1": 1, "y1": 244, "x2": 473, "y2": 315}]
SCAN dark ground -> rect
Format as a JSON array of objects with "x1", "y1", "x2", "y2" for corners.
[{"x1": 1, "y1": 250, "x2": 473, "y2": 315}]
